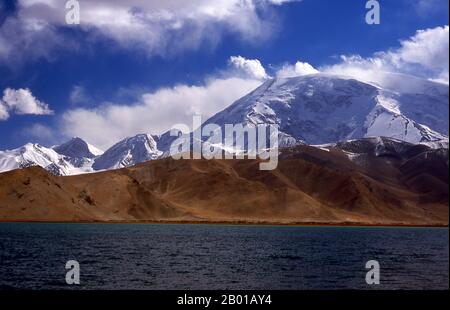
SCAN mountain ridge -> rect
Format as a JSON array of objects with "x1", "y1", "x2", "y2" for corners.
[
  {"x1": 0, "y1": 140, "x2": 447, "y2": 226},
  {"x1": 0, "y1": 73, "x2": 448, "y2": 176},
  {"x1": 202, "y1": 74, "x2": 448, "y2": 146}
]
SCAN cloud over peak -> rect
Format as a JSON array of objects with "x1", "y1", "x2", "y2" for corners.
[
  {"x1": 61, "y1": 77, "x2": 261, "y2": 150},
  {"x1": 276, "y1": 61, "x2": 320, "y2": 78},
  {"x1": 229, "y1": 55, "x2": 269, "y2": 80},
  {"x1": 323, "y1": 25, "x2": 449, "y2": 85},
  {"x1": 57, "y1": 24, "x2": 449, "y2": 148}
]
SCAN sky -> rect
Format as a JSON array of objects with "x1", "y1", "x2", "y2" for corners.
[{"x1": 0, "y1": 0, "x2": 448, "y2": 150}]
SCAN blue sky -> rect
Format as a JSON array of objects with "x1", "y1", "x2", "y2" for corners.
[{"x1": 0, "y1": 0, "x2": 448, "y2": 150}]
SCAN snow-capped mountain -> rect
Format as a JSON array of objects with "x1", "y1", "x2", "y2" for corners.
[
  {"x1": 53, "y1": 137, "x2": 103, "y2": 168},
  {"x1": 0, "y1": 143, "x2": 74, "y2": 176},
  {"x1": 0, "y1": 138, "x2": 103, "y2": 176},
  {"x1": 92, "y1": 134, "x2": 161, "y2": 171},
  {"x1": 0, "y1": 73, "x2": 448, "y2": 176},
  {"x1": 0, "y1": 134, "x2": 162, "y2": 175},
  {"x1": 203, "y1": 74, "x2": 448, "y2": 147}
]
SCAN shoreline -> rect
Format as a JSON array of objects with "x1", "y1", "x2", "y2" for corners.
[{"x1": 0, "y1": 219, "x2": 448, "y2": 228}]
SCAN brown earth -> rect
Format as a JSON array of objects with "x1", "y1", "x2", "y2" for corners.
[{"x1": 0, "y1": 145, "x2": 448, "y2": 226}]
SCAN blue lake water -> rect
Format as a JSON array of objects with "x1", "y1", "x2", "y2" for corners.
[{"x1": 0, "y1": 223, "x2": 448, "y2": 290}]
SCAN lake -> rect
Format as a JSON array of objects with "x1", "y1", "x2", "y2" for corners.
[{"x1": 0, "y1": 223, "x2": 448, "y2": 290}]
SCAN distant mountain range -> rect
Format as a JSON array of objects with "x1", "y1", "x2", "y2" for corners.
[
  {"x1": 0, "y1": 137, "x2": 447, "y2": 225},
  {"x1": 0, "y1": 138, "x2": 103, "y2": 176},
  {"x1": 1, "y1": 73, "x2": 448, "y2": 176}
]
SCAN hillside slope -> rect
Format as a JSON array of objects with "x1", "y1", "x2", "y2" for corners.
[{"x1": 0, "y1": 140, "x2": 447, "y2": 226}]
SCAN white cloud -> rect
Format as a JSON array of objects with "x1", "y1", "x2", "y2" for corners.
[
  {"x1": 0, "y1": 9, "x2": 77, "y2": 66},
  {"x1": 388, "y1": 25, "x2": 449, "y2": 75},
  {"x1": 322, "y1": 25, "x2": 449, "y2": 85},
  {"x1": 229, "y1": 56, "x2": 269, "y2": 80},
  {"x1": 69, "y1": 85, "x2": 91, "y2": 105},
  {"x1": 0, "y1": 101, "x2": 9, "y2": 120},
  {"x1": 276, "y1": 61, "x2": 319, "y2": 78},
  {"x1": 60, "y1": 77, "x2": 261, "y2": 149},
  {"x1": 0, "y1": 88, "x2": 53, "y2": 120},
  {"x1": 20, "y1": 123, "x2": 57, "y2": 145},
  {"x1": 60, "y1": 55, "x2": 273, "y2": 149},
  {"x1": 0, "y1": 0, "x2": 300, "y2": 64}
]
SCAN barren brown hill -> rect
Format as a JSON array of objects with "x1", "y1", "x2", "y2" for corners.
[{"x1": 0, "y1": 141, "x2": 448, "y2": 226}]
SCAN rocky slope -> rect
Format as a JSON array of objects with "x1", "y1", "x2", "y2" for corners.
[{"x1": 0, "y1": 138, "x2": 447, "y2": 226}]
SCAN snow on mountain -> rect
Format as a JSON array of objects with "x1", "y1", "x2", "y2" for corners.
[
  {"x1": 203, "y1": 74, "x2": 448, "y2": 147},
  {"x1": 0, "y1": 134, "x2": 161, "y2": 175},
  {"x1": 0, "y1": 137, "x2": 104, "y2": 176},
  {"x1": 92, "y1": 134, "x2": 161, "y2": 171},
  {"x1": 53, "y1": 137, "x2": 103, "y2": 168},
  {"x1": 348, "y1": 70, "x2": 449, "y2": 98},
  {"x1": 0, "y1": 73, "x2": 448, "y2": 176},
  {"x1": 0, "y1": 143, "x2": 74, "y2": 176},
  {"x1": 87, "y1": 143, "x2": 104, "y2": 157}
]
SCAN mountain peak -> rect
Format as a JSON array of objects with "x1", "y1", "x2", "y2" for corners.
[
  {"x1": 92, "y1": 133, "x2": 162, "y2": 171},
  {"x1": 0, "y1": 142, "x2": 72, "y2": 176},
  {"x1": 205, "y1": 74, "x2": 448, "y2": 146},
  {"x1": 54, "y1": 137, "x2": 97, "y2": 159}
]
